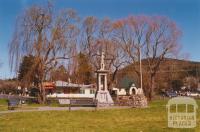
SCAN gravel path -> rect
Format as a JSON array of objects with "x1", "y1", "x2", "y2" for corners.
[{"x1": 0, "y1": 106, "x2": 131, "y2": 114}]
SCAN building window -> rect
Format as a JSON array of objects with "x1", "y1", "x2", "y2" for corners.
[
  {"x1": 90, "y1": 89, "x2": 95, "y2": 94},
  {"x1": 80, "y1": 89, "x2": 85, "y2": 94}
]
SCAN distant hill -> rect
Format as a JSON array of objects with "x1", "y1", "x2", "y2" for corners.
[{"x1": 115, "y1": 58, "x2": 200, "y2": 92}]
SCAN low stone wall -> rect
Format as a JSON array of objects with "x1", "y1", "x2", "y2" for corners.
[{"x1": 116, "y1": 94, "x2": 148, "y2": 108}]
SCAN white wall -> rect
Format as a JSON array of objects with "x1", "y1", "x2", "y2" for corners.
[
  {"x1": 47, "y1": 89, "x2": 96, "y2": 98},
  {"x1": 112, "y1": 88, "x2": 127, "y2": 95}
]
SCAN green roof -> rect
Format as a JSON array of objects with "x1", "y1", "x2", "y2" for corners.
[{"x1": 118, "y1": 76, "x2": 135, "y2": 89}]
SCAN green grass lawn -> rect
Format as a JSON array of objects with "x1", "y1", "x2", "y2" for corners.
[
  {"x1": 0, "y1": 99, "x2": 199, "y2": 132},
  {"x1": 0, "y1": 99, "x2": 8, "y2": 111}
]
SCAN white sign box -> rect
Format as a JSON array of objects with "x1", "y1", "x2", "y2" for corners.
[{"x1": 58, "y1": 99, "x2": 70, "y2": 104}]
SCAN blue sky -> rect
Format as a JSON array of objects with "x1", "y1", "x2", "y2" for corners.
[{"x1": 0, "y1": 0, "x2": 200, "y2": 79}]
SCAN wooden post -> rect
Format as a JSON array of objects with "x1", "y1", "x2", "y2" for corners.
[
  {"x1": 95, "y1": 99, "x2": 98, "y2": 111},
  {"x1": 69, "y1": 99, "x2": 71, "y2": 111}
]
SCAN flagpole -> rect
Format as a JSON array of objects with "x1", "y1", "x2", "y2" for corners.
[{"x1": 139, "y1": 46, "x2": 143, "y2": 89}]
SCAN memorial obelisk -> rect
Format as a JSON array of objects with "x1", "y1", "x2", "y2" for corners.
[{"x1": 95, "y1": 52, "x2": 114, "y2": 106}]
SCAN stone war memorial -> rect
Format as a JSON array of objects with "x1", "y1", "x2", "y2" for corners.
[
  {"x1": 95, "y1": 51, "x2": 148, "y2": 108},
  {"x1": 95, "y1": 52, "x2": 114, "y2": 107}
]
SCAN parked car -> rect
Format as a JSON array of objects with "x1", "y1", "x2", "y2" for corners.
[
  {"x1": 179, "y1": 91, "x2": 187, "y2": 96},
  {"x1": 187, "y1": 92, "x2": 199, "y2": 97},
  {"x1": 197, "y1": 88, "x2": 200, "y2": 92},
  {"x1": 165, "y1": 91, "x2": 178, "y2": 98}
]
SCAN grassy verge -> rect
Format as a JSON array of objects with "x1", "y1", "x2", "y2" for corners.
[
  {"x1": 0, "y1": 99, "x2": 199, "y2": 132},
  {"x1": 0, "y1": 99, "x2": 67, "y2": 111},
  {"x1": 0, "y1": 99, "x2": 8, "y2": 111}
]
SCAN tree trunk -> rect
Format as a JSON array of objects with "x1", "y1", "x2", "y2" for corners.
[
  {"x1": 149, "y1": 75, "x2": 155, "y2": 101},
  {"x1": 108, "y1": 68, "x2": 118, "y2": 90},
  {"x1": 42, "y1": 82, "x2": 46, "y2": 104},
  {"x1": 38, "y1": 80, "x2": 46, "y2": 104}
]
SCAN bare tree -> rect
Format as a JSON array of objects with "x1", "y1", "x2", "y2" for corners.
[
  {"x1": 9, "y1": 4, "x2": 79, "y2": 103},
  {"x1": 98, "y1": 18, "x2": 127, "y2": 88},
  {"x1": 81, "y1": 16, "x2": 99, "y2": 57},
  {"x1": 78, "y1": 17, "x2": 127, "y2": 88},
  {"x1": 113, "y1": 16, "x2": 181, "y2": 100},
  {"x1": 144, "y1": 16, "x2": 181, "y2": 100},
  {"x1": 112, "y1": 17, "x2": 147, "y2": 84},
  {"x1": 0, "y1": 79, "x2": 18, "y2": 94}
]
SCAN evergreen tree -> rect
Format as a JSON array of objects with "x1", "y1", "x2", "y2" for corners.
[
  {"x1": 18, "y1": 55, "x2": 39, "y2": 87},
  {"x1": 76, "y1": 53, "x2": 93, "y2": 84},
  {"x1": 50, "y1": 65, "x2": 69, "y2": 81}
]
